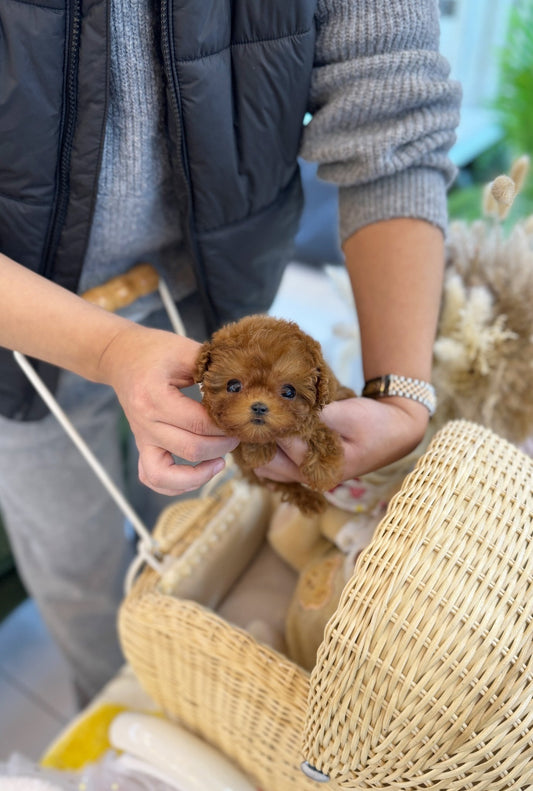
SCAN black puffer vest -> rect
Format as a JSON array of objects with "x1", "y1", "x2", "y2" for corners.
[{"x1": 0, "y1": 0, "x2": 317, "y2": 419}]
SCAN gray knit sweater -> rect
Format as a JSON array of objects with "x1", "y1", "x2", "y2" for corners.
[{"x1": 80, "y1": 0, "x2": 461, "y2": 313}]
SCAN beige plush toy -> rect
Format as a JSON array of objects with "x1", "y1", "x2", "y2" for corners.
[{"x1": 268, "y1": 156, "x2": 533, "y2": 671}]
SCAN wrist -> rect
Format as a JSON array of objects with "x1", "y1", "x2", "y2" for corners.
[
  {"x1": 93, "y1": 318, "x2": 140, "y2": 386},
  {"x1": 95, "y1": 322, "x2": 202, "y2": 390},
  {"x1": 371, "y1": 395, "x2": 430, "y2": 456}
]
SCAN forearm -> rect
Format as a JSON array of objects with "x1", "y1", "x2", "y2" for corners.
[
  {"x1": 0, "y1": 253, "x2": 237, "y2": 495},
  {"x1": 256, "y1": 217, "x2": 445, "y2": 482},
  {"x1": 343, "y1": 218, "x2": 444, "y2": 385},
  {"x1": 0, "y1": 252, "x2": 134, "y2": 383},
  {"x1": 301, "y1": 0, "x2": 460, "y2": 240}
]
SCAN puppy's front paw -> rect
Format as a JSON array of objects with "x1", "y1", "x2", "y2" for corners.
[
  {"x1": 301, "y1": 425, "x2": 344, "y2": 491},
  {"x1": 278, "y1": 483, "x2": 328, "y2": 515},
  {"x1": 235, "y1": 441, "x2": 277, "y2": 469}
]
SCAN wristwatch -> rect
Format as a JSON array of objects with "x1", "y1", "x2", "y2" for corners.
[{"x1": 362, "y1": 374, "x2": 437, "y2": 417}]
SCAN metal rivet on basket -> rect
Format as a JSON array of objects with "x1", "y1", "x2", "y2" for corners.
[{"x1": 300, "y1": 762, "x2": 330, "y2": 782}]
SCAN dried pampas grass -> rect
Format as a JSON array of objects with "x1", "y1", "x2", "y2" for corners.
[{"x1": 433, "y1": 156, "x2": 533, "y2": 443}]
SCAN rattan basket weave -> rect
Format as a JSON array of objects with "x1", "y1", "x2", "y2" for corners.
[{"x1": 119, "y1": 420, "x2": 533, "y2": 790}]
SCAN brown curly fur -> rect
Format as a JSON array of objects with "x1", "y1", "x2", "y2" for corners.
[{"x1": 195, "y1": 315, "x2": 355, "y2": 514}]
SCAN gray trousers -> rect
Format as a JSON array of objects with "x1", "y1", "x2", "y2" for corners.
[
  {"x1": 0, "y1": 371, "x2": 135, "y2": 703},
  {"x1": 0, "y1": 298, "x2": 207, "y2": 704}
]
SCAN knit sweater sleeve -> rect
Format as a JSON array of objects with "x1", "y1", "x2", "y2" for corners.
[{"x1": 300, "y1": 0, "x2": 462, "y2": 241}]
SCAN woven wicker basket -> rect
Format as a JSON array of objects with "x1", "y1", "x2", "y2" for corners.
[{"x1": 119, "y1": 420, "x2": 533, "y2": 790}]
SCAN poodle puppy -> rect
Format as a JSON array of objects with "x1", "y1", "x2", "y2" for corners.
[{"x1": 195, "y1": 315, "x2": 355, "y2": 513}]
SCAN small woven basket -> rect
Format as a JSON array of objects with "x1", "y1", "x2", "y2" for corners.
[{"x1": 119, "y1": 420, "x2": 533, "y2": 790}]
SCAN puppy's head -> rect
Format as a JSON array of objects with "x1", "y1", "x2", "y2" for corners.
[{"x1": 195, "y1": 315, "x2": 333, "y2": 442}]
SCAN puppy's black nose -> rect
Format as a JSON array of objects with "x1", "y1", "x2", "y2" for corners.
[{"x1": 251, "y1": 402, "x2": 269, "y2": 416}]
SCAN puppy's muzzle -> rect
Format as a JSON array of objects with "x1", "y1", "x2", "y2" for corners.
[{"x1": 250, "y1": 401, "x2": 269, "y2": 424}]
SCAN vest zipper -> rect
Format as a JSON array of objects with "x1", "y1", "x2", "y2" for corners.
[
  {"x1": 41, "y1": 0, "x2": 82, "y2": 279},
  {"x1": 159, "y1": 0, "x2": 190, "y2": 192},
  {"x1": 159, "y1": 0, "x2": 217, "y2": 331}
]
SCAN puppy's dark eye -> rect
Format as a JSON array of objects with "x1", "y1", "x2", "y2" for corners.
[
  {"x1": 227, "y1": 379, "x2": 242, "y2": 393},
  {"x1": 281, "y1": 384, "x2": 296, "y2": 399}
]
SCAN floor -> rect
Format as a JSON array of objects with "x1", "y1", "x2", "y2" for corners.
[
  {"x1": 0, "y1": 598, "x2": 77, "y2": 763},
  {"x1": 0, "y1": 262, "x2": 358, "y2": 765}
]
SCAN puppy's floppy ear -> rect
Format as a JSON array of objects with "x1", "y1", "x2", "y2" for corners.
[
  {"x1": 307, "y1": 339, "x2": 334, "y2": 408},
  {"x1": 194, "y1": 341, "x2": 212, "y2": 383},
  {"x1": 315, "y1": 367, "x2": 333, "y2": 407}
]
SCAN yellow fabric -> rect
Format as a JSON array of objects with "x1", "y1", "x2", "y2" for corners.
[{"x1": 40, "y1": 703, "x2": 128, "y2": 770}]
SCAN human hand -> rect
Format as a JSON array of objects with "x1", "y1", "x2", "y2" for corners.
[
  {"x1": 98, "y1": 323, "x2": 239, "y2": 495},
  {"x1": 252, "y1": 396, "x2": 429, "y2": 487}
]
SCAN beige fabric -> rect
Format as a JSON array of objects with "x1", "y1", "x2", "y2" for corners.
[
  {"x1": 155, "y1": 478, "x2": 273, "y2": 609},
  {"x1": 218, "y1": 542, "x2": 297, "y2": 654},
  {"x1": 119, "y1": 421, "x2": 533, "y2": 790}
]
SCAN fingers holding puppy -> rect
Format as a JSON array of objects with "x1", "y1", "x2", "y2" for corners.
[
  {"x1": 253, "y1": 436, "x2": 308, "y2": 484},
  {"x1": 138, "y1": 445, "x2": 229, "y2": 496},
  {"x1": 134, "y1": 394, "x2": 237, "y2": 459},
  {"x1": 132, "y1": 395, "x2": 239, "y2": 496},
  {"x1": 100, "y1": 326, "x2": 240, "y2": 496},
  {"x1": 254, "y1": 395, "x2": 428, "y2": 488},
  {"x1": 136, "y1": 431, "x2": 238, "y2": 496}
]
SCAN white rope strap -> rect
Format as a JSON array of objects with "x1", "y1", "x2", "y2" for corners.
[{"x1": 13, "y1": 352, "x2": 165, "y2": 582}]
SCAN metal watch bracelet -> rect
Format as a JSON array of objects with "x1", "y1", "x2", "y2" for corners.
[{"x1": 362, "y1": 374, "x2": 437, "y2": 417}]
